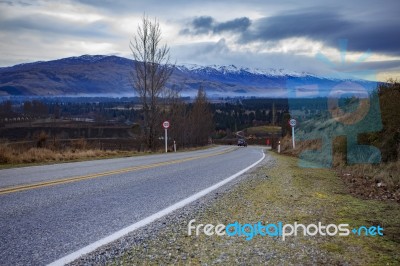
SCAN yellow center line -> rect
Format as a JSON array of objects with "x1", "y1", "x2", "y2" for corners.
[{"x1": 0, "y1": 148, "x2": 237, "y2": 195}]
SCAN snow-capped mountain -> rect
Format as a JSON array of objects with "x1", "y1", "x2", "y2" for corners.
[
  {"x1": 0, "y1": 55, "x2": 378, "y2": 97},
  {"x1": 177, "y1": 63, "x2": 311, "y2": 77}
]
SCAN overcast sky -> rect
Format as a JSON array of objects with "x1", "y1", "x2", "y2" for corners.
[{"x1": 0, "y1": 0, "x2": 399, "y2": 80}]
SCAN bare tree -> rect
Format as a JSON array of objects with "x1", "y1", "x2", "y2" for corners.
[{"x1": 130, "y1": 15, "x2": 173, "y2": 150}]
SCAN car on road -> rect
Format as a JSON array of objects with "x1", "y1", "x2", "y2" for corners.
[{"x1": 237, "y1": 138, "x2": 247, "y2": 147}]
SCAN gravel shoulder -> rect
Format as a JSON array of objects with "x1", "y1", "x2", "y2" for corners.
[{"x1": 70, "y1": 151, "x2": 400, "y2": 265}]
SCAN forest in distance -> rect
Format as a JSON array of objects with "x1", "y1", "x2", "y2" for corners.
[
  {"x1": 0, "y1": 96, "x2": 330, "y2": 127},
  {"x1": 0, "y1": 95, "x2": 324, "y2": 146}
]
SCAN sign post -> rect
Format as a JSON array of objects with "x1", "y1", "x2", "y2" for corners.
[
  {"x1": 289, "y1": 118, "x2": 297, "y2": 149},
  {"x1": 162, "y1": 121, "x2": 170, "y2": 153}
]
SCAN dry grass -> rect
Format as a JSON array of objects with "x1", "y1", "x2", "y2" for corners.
[
  {"x1": 0, "y1": 144, "x2": 128, "y2": 166},
  {"x1": 280, "y1": 134, "x2": 321, "y2": 156},
  {"x1": 0, "y1": 143, "x2": 215, "y2": 169}
]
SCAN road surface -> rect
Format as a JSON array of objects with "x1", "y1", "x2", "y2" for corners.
[{"x1": 0, "y1": 146, "x2": 265, "y2": 265}]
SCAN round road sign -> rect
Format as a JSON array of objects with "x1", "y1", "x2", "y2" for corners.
[
  {"x1": 289, "y1": 118, "x2": 297, "y2": 127},
  {"x1": 163, "y1": 121, "x2": 170, "y2": 129}
]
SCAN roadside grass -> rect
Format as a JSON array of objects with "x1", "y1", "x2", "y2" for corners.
[
  {"x1": 114, "y1": 151, "x2": 400, "y2": 265},
  {"x1": 0, "y1": 144, "x2": 215, "y2": 170},
  {"x1": 0, "y1": 146, "x2": 138, "y2": 170},
  {"x1": 279, "y1": 134, "x2": 400, "y2": 202}
]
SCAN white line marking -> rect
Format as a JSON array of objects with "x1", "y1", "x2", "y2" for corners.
[{"x1": 48, "y1": 149, "x2": 265, "y2": 266}]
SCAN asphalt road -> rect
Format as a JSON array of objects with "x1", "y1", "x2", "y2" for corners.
[{"x1": 0, "y1": 146, "x2": 265, "y2": 265}]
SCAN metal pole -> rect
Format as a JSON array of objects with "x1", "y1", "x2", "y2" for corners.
[
  {"x1": 173, "y1": 140, "x2": 176, "y2": 152},
  {"x1": 278, "y1": 141, "x2": 281, "y2": 153},
  {"x1": 292, "y1": 126, "x2": 295, "y2": 149},
  {"x1": 165, "y1": 128, "x2": 168, "y2": 153}
]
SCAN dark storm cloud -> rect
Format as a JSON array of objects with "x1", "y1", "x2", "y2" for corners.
[
  {"x1": 181, "y1": 16, "x2": 251, "y2": 35},
  {"x1": 242, "y1": 10, "x2": 351, "y2": 41},
  {"x1": 242, "y1": 9, "x2": 400, "y2": 55},
  {"x1": 340, "y1": 19, "x2": 400, "y2": 55}
]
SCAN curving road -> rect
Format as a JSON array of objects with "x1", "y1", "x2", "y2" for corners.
[{"x1": 0, "y1": 146, "x2": 265, "y2": 265}]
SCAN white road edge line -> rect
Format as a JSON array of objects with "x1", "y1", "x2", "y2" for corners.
[{"x1": 48, "y1": 149, "x2": 266, "y2": 266}]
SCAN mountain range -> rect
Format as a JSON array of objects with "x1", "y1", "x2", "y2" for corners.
[{"x1": 0, "y1": 55, "x2": 378, "y2": 98}]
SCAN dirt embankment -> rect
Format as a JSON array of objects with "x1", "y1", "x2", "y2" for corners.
[{"x1": 279, "y1": 135, "x2": 400, "y2": 203}]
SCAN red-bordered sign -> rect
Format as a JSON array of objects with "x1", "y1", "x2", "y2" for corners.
[
  {"x1": 163, "y1": 121, "x2": 170, "y2": 129},
  {"x1": 289, "y1": 118, "x2": 297, "y2": 127}
]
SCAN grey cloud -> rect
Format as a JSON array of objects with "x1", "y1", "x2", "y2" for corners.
[
  {"x1": 191, "y1": 16, "x2": 214, "y2": 34},
  {"x1": 214, "y1": 17, "x2": 251, "y2": 33},
  {"x1": 0, "y1": 0, "x2": 32, "y2": 6},
  {"x1": 17, "y1": 1, "x2": 32, "y2": 6},
  {"x1": 338, "y1": 59, "x2": 400, "y2": 73},
  {"x1": 0, "y1": 0, "x2": 13, "y2": 5},
  {"x1": 181, "y1": 16, "x2": 251, "y2": 35},
  {"x1": 72, "y1": 0, "x2": 208, "y2": 16},
  {"x1": 0, "y1": 12, "x2": 117, "y2": 39},
  {"x1": 193, "y1": 16, "x2": 214, "y2": 28}
]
